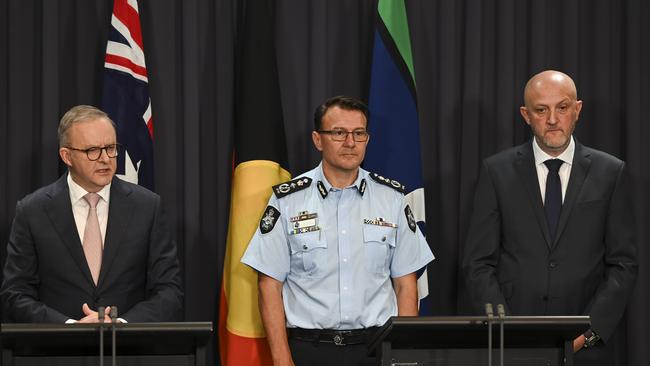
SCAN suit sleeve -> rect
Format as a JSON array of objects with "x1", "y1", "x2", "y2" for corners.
[
  {"x1": 1, "y1": 200, "x2": 69, "y2": 323},
  {"x1": 585, "y1": 162, "x2": 638, "y2": 342},
  {"x1": 120, "y1": 196, "x2": 183, "y2": 322},
  {"x1": 462, "y1": 160, "x2": 509, "y2": 314}
]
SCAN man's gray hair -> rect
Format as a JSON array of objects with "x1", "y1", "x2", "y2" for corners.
[{"x1": 58, "y1": 105, "x2": 115, "y2": 147}]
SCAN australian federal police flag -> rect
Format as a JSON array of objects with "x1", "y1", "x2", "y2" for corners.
[{"x1": 101, "y1": 0, "x2": 154, "y2": 191}]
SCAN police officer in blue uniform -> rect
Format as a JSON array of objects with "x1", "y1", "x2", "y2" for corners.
[{"x1": 242, "y1": 96, "x2": 434, "y2": 366}]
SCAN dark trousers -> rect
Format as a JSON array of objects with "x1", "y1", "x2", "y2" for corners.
[{"x1": 289, "y1": 338, "x2": 376, "y2": 366}]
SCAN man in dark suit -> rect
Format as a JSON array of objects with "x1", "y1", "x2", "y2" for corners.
[
  {"x1": 1, "y1": 105, "x2": 182, "y2": 323},
  {"x1": 463, "y1": 70, "x2": 637, "y2": 364}
]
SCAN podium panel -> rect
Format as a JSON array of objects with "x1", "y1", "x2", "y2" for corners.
[
  {"x1": 1, "y1": 322, "x2": 212, "y2": 366},
  {"x1": 368, "y1": 316, "x2": 589, "y2": 366}
]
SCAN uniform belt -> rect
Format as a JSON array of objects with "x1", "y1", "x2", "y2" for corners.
[{"x1": 286, "y1": 327, "x2": 378, "y2": 346}]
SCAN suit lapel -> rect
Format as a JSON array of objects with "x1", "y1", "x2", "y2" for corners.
[
  {"x1": 97, "y1": 178, "x2": 134, "y2": 288},
  {"x1": 553, "y1": 142, "x2": 590, "y2": 248},
  {"x1": 44, "y1": 174, "x2": 96, "y2": 288},
  {"x1": 514, "y1": 141, "x2": 553, "y2": 247}
]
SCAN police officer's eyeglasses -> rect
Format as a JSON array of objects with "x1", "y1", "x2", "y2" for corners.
[
  {"x1": 65, "y1": 144, "x2": 121, "y2": 161},
  {"x1": 318, "y1": 129, "x2": 369, "y2": 142}
]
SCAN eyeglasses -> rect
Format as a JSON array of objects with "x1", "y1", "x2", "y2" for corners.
[
  {"x1": 318, "y1": 129, "x2": 369, "y2": 142},
  {"x1": 65, "y1": 144, "x2": 120, "y2": 161}
]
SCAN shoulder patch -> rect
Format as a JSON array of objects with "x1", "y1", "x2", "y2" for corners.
[
  {"x1": 272, "y1": 177, "x2": 312, "y2": 198},
  {"x1": 260, "y1": 206, "x2": 280, "y2": 234},
  {"x1": 369, "y1": 173, "x2": 406, "y2": 194},
  {"x1": 405, "y1": 205, "x2": 416, "y2": 233}
]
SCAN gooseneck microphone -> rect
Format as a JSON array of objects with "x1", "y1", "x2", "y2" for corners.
[
  {"x1": 497, "y1": 304, "x2": 506, "y2": 366},
  {"x1": 98, "y1": 306, "x2": 106, "y2": 366},
  {"x1": 485, "y1": 303, "x2": 495, "y2": 366},
  {"x1": 110, "y1": 306, "x2": 118, "y2": 366}
]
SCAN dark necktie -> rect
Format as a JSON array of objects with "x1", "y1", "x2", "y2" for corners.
[{"x1": 544, "y1": 159, "x2": 563, "y2": 240}]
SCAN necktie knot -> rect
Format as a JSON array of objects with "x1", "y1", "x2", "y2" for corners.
[
  {"x1": 544, "y1": 159, "x2": 563, "y2": 173},
  {"x1": 84, "y1": 192, "x2": 101, "y2": 209}
]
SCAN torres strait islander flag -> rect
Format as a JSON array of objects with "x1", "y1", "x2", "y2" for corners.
[
  {"x1": 364, "y1": 0, "x2": 432, "y2": 313},
  {"x1": 218, "y1": 1, "x2": 286, "y2": 365},
  {"x1": 101, "y1": 0, "x2": 154, "y2": 191}
]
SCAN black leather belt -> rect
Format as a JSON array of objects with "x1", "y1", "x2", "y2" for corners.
[{"x1": 287, "y1": 327, "x2": 378, "y2": 346}]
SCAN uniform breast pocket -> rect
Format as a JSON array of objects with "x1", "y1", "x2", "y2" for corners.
[
  {"x1": 288, "y1": 231, "x2": 328, "y2": 277},
  {"x1": 362, "y1": 224, "x2": 396, "y2": 274}
]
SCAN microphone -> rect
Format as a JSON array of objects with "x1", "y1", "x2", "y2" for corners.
[
  {"x1": 110, "y1": 306, "x2": 119, "y2": 366},
  {"x1": 485, "y1": 304, "x2": 494, "y2": 366},
  {"x1": 98, "y1": 306, "x2": 106, "y2": 366},
  {"x1": 497, "y1": 304, "x2": 506, "y2": 366}
]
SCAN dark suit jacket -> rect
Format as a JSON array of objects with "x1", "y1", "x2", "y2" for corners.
[
  {"x1": 1, "y1": 175, "x2": 183, "y2": 322},
  {"x1": 462, "y1": 140, "x2": 637, "y2": 360}
]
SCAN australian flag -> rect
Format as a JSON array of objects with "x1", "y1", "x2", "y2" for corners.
[
  {"x1": 364, "y1": 0, "x2": 432, "y2": 314},
  {"x1": 101, "y1": 0, "x2": 154, "y2": 191}
]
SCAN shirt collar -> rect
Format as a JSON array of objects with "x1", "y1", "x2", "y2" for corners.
[
  {"x1": 316, "y1": 162, "x2": 366, "y2": 197},
  {"x1": 67, "y1": 172, "x2": 111, "y2": 205},
  {"x1": 532, "y1": 136, "x2": 575, "y2": 166}
]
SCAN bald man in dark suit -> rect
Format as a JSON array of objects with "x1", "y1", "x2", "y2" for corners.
[{"x1": 463, "y1": 71, "x2": 637, "y2": 365}]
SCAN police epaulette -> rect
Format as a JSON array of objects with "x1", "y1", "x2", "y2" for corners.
[
  {"x1": 272, "y1": 177, "x2": 312, "y2": 198},
  {"x1": 369, "y1": 173, "x2": 406, "y2": 194}
]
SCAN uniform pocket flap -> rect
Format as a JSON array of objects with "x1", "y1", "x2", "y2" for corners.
[
  {"x1": 289, "y1": 231, "x2": 327, "y2": 254},
  {"x1": 362, "y1": 224, "x2": 396, "y2": 247}
]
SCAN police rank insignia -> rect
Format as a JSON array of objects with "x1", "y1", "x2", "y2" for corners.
[
  {"x1": 369, "y1": 173, "x2": 406, "y2": 194},
  {"x1": 317, "y1": 181, "x2": 328, "y2": 199},
  {"x1": 273, "y1": 177, "x2": 312, "y2": 198},
  {"x1": 405, "y1": 205, "x2": 416, "y2": 233},
  {"x1": 260, "y1": 206, "x2": 280, "y2": 234}
]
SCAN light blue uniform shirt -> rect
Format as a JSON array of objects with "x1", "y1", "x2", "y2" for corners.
[{"x1": 241, "y1": 163, "x2": 434, "y2": 330}]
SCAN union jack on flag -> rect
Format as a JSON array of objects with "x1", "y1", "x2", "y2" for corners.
[{"x1": 101, "y1": 0, "x2": 154, "y2": 190}]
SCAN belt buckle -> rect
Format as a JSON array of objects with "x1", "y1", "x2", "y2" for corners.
[{"x1": 333, "y1": 333, "x2": 344, "y2": 346}]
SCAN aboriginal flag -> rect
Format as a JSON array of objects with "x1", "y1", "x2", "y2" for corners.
[{"x1": 218, "y1": 1, "x2": 289, "y2": 365}]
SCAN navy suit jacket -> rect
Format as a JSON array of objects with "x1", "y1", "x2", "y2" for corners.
[
  {"x1": 463, "y1": 140, "x2": 637, "y2": 362},
  {"x1": 1, "y1": 174, "x2": 183, "y2": 322}
]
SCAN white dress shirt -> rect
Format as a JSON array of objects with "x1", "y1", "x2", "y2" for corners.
[{"x1": 532, "y1": 136, "x2": 575, "y2": 204}]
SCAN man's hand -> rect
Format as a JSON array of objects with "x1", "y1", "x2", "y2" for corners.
[
  {"x1": 77, "y1": 303, "x2": 112, "y2": 323},
  {"x1": 573, "y1": 334, "x2": 586, "y2": 353}
]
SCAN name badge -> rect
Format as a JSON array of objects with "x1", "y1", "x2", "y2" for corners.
[{"x1": 363, "y1": 217, "x2": 397, "y2": 228}]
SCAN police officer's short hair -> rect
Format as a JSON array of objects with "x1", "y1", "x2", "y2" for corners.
[{"x1": 313, "y1": 96, "x2": 369, "y2": 131}]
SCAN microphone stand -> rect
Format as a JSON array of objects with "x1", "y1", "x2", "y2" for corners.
[
  {"x1": 98, "y1": 306, "x2": 105, "y2": 366},
  {"x1": 497, "y1": 304, "x2": 506, "y2": 366},
  {"x1": 485, "y1": 303, "x2": 494, "y2": 366},
  {"x1": 110, "y1": 306, "x2": 118, "y2": 366}
]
